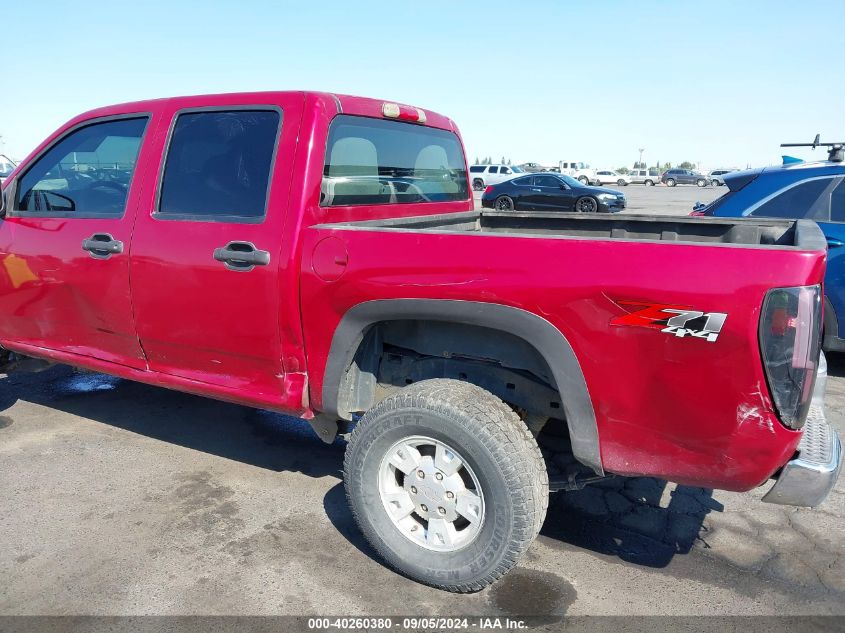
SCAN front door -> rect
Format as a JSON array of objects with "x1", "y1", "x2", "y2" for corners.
[
  {"x1": 129, "y1": 95, "x2": 303, "y2": 399},
  {"x1": 0, "y1": 115, "x2": 152, "y2": 368},
  {"x1": 534, "y1": 174, "x2": 573, "y2": 210}
]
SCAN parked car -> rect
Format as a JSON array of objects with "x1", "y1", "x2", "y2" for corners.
[
  {"x1": 629, "y1": 168, "x2": 661, "y2": 186},
  {"x1": 481, "y1": 173, "x2": 625, "y2": 212},
  {"x1": 0, "y1": 156, "x2": 15, "y2": 184},
  {"x1": 469, "y1": 163, "x2": 525, "y2": 190},
  {"x1": 558, "y1": 160, "x2": 599, "y2": 185},
  {"x1": 519, "y1": 162, "x2": 545, "y2": 173},
  {"x1": 661, "y1": 168, "x2": 710, "y2": 187},
  {"x1": 707, "y1": 168, "x2": 735, "y2": 186},
  {"x1": 691, "y1": 156, "x2": 845, "y2": 352},
  {"x1": 595, "y1": 170, "x2": 631, "y2": 186},
  {"x1": 0, "y1": 92, "x2": 839, "y2": 594}
]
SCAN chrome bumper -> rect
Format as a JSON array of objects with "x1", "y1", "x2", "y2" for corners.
[
  {"x1": 762, "y1": 354, "x2": 842, "y2": 507},
  {"x1": 762, "y1": 406, "x2": 842, "y2": 507}
]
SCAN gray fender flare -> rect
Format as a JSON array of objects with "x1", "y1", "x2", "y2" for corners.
[{"x1": 321, "y1": 299, "x2": 602, "y2": 474}]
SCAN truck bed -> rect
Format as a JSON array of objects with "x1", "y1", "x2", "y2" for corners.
[{"x1": 317, "y1": 210, "x2": 825, "y2": 250}]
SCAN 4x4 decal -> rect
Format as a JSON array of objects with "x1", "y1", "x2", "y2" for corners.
[{"x1": 611, "y1": 301, "x2": 728, "y2": 343}]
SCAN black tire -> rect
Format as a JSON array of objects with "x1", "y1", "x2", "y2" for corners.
[
  {"x1": 495, "y1": 195, "x2": 514, "y2": 211},
  {"x1": 575, "y1": 196, "x2": 599, "y2": 213},
  {"x1": 578, "y1": 175, "x2": 589, "y2": 185},
  {"x1": 343, "y1": 379, "x2": 549, "y2": 593},
  {"x1": 472, "y1": 179, "x2": 484, "y2": 191},
  {"x1": 645, "y1": 179, "x2": 654, "y2": 186},
  {"x1": 696, "y1": 179, "x2": 707, "y2": 187},
  {"x1": 666, "y1": 178, "x2": 676, "y2": 187}
]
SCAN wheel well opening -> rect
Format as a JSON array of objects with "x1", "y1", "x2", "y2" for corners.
[{"x1": 337, "y1": 319, "x2": 567, "y2": 429}]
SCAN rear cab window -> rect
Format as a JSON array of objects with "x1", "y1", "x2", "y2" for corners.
[{"x1": 321, "y1": 115, "x2": 468, "y2": 207}]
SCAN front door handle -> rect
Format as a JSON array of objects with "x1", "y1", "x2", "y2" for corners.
[
  {"x1": 827, "y1": 237, "x2": 844, "y2": 249},
  {"x1": 82, "y1": 233, "x2": 123, "y2": 259},
  {"x1": 213, "y1": 241, "x2": 271, "y2": 272}
]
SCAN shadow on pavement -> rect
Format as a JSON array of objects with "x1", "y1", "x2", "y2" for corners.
[
  {"x1": 0, "y1": 365, "x2": 345, "y2": 480},
  {"x1": 2, "y1": 365, "x2": 722, "y2": 571}
]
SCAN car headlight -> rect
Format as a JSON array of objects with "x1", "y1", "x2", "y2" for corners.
[{"x1": 597, "y1": 193, "x2": 617, "y2": 200}]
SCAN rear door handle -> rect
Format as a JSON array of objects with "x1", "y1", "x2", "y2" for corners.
[
  {"x1": 827, "y1": 237, "x2": 844, "y2": 249},
  {"x1": 82, "y1": 233, "x2": 123, "y2": 259},
  {"x1": 213, "y1": 241, "x2": 271, "y2": 272},
  {"x1": 531, "y1": 188, "x2": 542, "y2": 192}
]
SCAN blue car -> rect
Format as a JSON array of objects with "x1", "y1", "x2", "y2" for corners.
[{"x1": 694, "y1": 149, "x2": 845, "y2": 351}]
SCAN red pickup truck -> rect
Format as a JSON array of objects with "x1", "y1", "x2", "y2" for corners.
[{"x1": 0, "y1": 91, "x2": 840, "y2": 592}]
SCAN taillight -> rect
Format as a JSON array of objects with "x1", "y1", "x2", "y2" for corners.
[
  {"x1": 759, "y1": 285, "x2": 822, "y2": 429},
  {"x1": 484, "y1": 186, "x2": 494, "y2": 195}
]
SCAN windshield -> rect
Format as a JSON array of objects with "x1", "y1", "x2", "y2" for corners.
[
  {"x1": 510, "y1": 166, "x2": 525, "y2": 173},
  {"x1": 560, "y1": 174, "x2": 581, "y2": 187}
]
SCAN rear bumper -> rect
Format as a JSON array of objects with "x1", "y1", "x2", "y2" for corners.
[
  {"x1": 761, "y1": 406, "x2": 841, "y2": 507},
  {"x1": 762, "y1": 355, "x2": 842, "y2": 507}
]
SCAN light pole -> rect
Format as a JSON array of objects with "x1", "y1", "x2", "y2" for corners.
[{"x1": 638, "y1": 148, "x2": 645, "y2": 168}]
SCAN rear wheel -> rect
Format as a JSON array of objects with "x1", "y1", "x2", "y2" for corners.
[
  {"x1": 495, "y1": 195, "x2": 514, "y2": 211},
  {"x1": 472, "y1": 179, "x2": 484, "y2": 191},
  {"x1": 343, "y1": 379, "x2": 549, "y2": 592},
  {"x1": 578, "y1": 175, "x2": 589, "y2": 185},
  {"x1": 576, "y1": 196, "x2": 599, "y2": 213},
  {"x1": 617, "y1": 179, "x2": 627, "y2": 186},
  {"x1": 666, "y1": 178, "x2": 676, "y2": 187},
  {"x1": 696, "y1": 178, "x2": 707, "y2": 187},
  {"x1": 645, "y1": 179, "x2": 654, "y2": 186}
]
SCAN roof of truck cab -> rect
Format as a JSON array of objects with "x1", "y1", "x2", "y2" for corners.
[{"x1": 64, "y1": 91, "x2": 459, "y2": 133}]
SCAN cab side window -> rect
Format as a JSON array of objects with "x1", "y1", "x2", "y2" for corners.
[
  {"x1": 535, "y1": 175, "x2": 561, "y2": 187},
  {"x1": 158, "y1": 110, "x2": 281, "y2": 221},
  {"x1": 15, "y1": 117, "x2": 148, "y2": 217},
  {"x1": 750, "y1": 177, "x2": 840, "y2": 221},
  {"x1": 828, "y1": 178, "x2": 845, "y2": 222}
]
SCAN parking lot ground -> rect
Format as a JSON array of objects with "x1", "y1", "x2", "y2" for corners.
[
  {"x1": 1, "y1": 362, "x2": 843, "y2": 618},
  {"x1": 1, "y1": 188, "x2": 843, "y2": 619}
]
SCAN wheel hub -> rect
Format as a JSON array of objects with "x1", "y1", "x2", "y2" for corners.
[
  {"x1": 403, "y1": 456, "x2": 462, "y2": 522},
  {"x1": 378, "y1": 436, "x2": 485, "y2": 552}
]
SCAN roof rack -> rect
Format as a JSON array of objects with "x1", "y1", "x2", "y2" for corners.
[{"x1": 781, "y1": 134, "x2": 844, "y2": 163}]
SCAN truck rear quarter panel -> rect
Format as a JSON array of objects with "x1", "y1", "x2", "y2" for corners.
[{"x1": 301, "y1": 226, "x2": 826, "y2": 491}]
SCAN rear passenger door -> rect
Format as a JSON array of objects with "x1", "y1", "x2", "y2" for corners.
[{"x1": 129, "y1": 95, "x2": 303, "y2": 398}]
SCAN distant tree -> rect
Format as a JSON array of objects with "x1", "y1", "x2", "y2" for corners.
[
  {"x1": 663, "y1": 161, "x2": 672, "y2": 169},
  {"x1": 633, "y1": 161, "x2": 645, "y2": 169},
  {"x1": 678, "y1": 161, "x2": 695, "y2": 169},
  {"x1": 616, "y1": 167, "x2": 630, "y2": 174},
  {"x1": 474, "y1": 156, "x2": 479, "y2": 165},
  {"x1": 507, "y1": 158, "x2": 512, "y2": 165}
]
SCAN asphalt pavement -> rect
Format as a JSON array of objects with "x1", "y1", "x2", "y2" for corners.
[{"x1": 1, "y1": 184, "x2": 843, "y2": 621}]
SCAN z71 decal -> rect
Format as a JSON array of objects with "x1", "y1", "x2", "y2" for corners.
[{"x1": 611, "y1": 301, "x2": 728, "y2": 343}]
